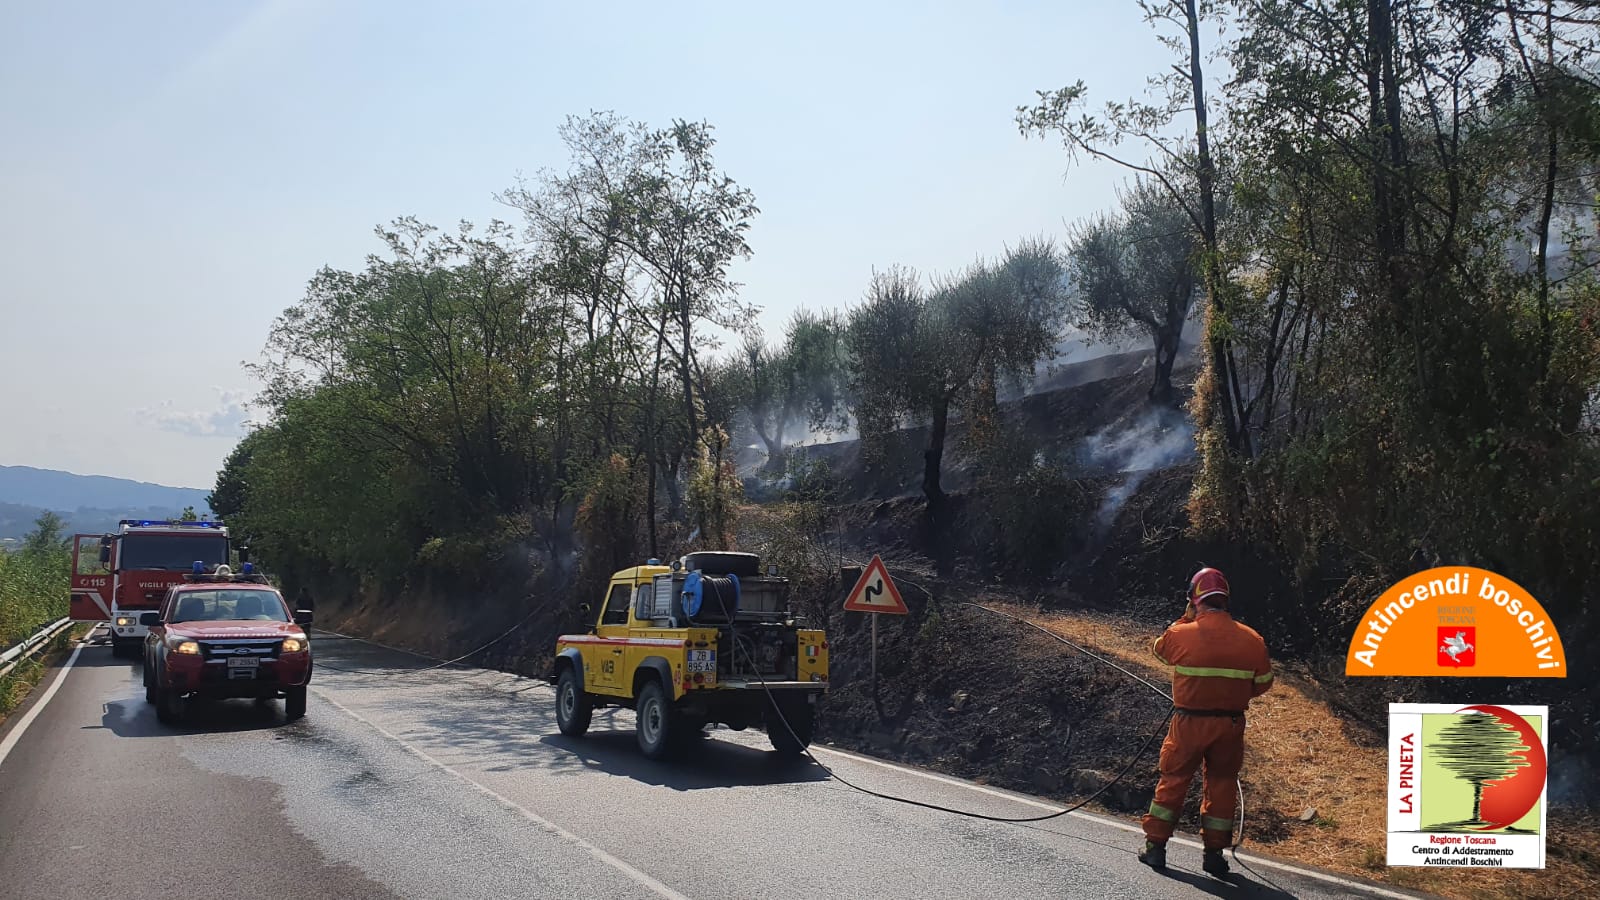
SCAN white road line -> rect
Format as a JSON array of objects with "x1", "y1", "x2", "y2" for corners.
[
  {"x1": 811, "y1": 744, "x2": 1422, "y2": 900},
  {"x1": 0, "y1": 643, "x2": 84, "y2": 771},
  {"x1": 321, "y1": 630, "x2": 1420, "y2": 899},
  {"x1": 314, "y1": 689, "x2": 691, "y2": 900}
]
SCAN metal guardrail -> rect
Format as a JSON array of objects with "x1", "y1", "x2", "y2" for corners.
[{"x1": 0, "y1": 617, "x2": 73, "y2": 679}]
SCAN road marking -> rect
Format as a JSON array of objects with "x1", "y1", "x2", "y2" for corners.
[
  {"x1": 0, "y1": 643, "x2": 84, "y2": 771},
  {"x1": 810, "y1": 745, "x2": 1422, "y2": 900},
  {"x1": 320, "y1": 630, "x2": 1420, "y2": 899},
  {"x1": 315, "y1": 689, "x2": 691, "y2": 900}
]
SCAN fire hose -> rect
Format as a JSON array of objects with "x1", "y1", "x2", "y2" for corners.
[{"x1": 730, "y1": 588, "x2": 1252, "y2": 858}]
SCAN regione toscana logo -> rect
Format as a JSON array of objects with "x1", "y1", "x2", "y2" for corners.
[{"x1": 1346, "y1": 568, "x2": 1566, "y2": 677}]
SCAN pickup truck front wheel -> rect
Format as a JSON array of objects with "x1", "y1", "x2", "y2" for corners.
[
  {"x1": 635, "y1": 680, "x2": 678, "y2": 760},
  {"x1": 556, "y1": 668, "x2": 592, "y2": 736},
  {"x1": 284, "y1": 687, "x2": 307, "y2": 721}
]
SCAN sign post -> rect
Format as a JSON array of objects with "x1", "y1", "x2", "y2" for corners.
[{"x1": 842, "y1": 554, "x2": 909, "y2": 686}]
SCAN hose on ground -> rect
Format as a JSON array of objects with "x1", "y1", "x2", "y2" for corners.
[
  {"x1": 311, "y1": 607, "x2": 540, "y2": 676},
  {"x1": 737, "y1": 589, "x2": 1178, "y2": 825}
]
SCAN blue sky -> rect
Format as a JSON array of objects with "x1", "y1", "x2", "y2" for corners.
[{"x1": 0, "y1": 0, "x2": 1166, "y2": 488}]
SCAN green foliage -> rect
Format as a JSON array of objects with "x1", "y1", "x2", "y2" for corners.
[
  {"x1": 967, "y1": 431, "x2": 1093, "y2": 578},
  {"x1": 22, "y1": 512, "x2": 65, "y2": 555},
  {"x1": 220, "y1": 112, "x2": 763, "y2": 597},
  {"x1": 779, "y1": 454, "x2": 843, "y2": 506},
  {"x1": 686, "y1": 426, "x2": 743, "y2": 549},
  {"x1": 1, "y1": 514, "x2": 71, "y2": 648},
  {"x1": 1170, "y1": 0, "x2": 1600, "y2": 651},
  {"x1": 574, "y1": 454, "x2": 644, "y2": 591}
]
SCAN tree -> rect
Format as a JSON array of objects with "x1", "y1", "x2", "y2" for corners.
[
  {"x1": 1429, "y1": 712, "x2": 1531, "y2": 826},
  {"x1": 499, "y1": 112, "x2": 760, "y2": 553},
  {"x1": 731, "y1": 310, "x2": 849, "y2": 468},
  {"x1": 1068, "y1": 176, "x2": 1200, "y2": 404},
  {"x1": 1019, "y1": 0, "x2": 1248, "y2": 456},
  {"x1": 848, "y1": 241, "x2": 1068, "y2": 508},
  {"x1": 1201, "y1": 0, "x2": 1600, "y2": 655},
  {"x1": 208, "y1": 434, "x2": 255, "y2": 524},
  {"x1": 177, "y1": 506, "x2": 199, "y2": 522},
  {"x1": 22, "y1": 512, "x2": 65, "y2": 556}
]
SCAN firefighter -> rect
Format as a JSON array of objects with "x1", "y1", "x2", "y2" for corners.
[
  {"x1": 1137, "y1": 567, "x2": 1273, "y2": 877},
  {"x1": 295, "y1": 585, "x2": 315, "y2": 613}
]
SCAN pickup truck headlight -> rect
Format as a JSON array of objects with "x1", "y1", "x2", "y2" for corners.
[
  {"x1": 115, "y1": 616, "x2": 134, "y2": 627},
  {"x1": 281, "y1": 638, "x2": 306, "y2": 653},
  {"x1": 170, "y1": 640, "x2": 200, "y2": 655}
]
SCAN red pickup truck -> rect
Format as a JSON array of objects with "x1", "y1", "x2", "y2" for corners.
[{"x1": 140, "y1": 571, "x2": 314, "y2": 724}]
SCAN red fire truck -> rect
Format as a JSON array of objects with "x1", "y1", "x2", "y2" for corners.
[{"x1": 70, "y1": 520, "x2": 234, "y2": 657}]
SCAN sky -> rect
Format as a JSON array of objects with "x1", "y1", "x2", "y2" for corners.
[{"x1": 0, "y1": 0, "x2": 1170, "y2": 489}]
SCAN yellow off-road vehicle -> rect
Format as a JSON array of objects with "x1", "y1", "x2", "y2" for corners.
[{"x1": 550, "y1": 552, "x2": 829, "y2": 759}]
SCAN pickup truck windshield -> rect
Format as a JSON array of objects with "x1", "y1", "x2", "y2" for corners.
[
  {"x1": 169, "y1": 590, "x2": 289, "y2": 623},
  {"x1": 120, "y1": 534, "x2": 228, "y2": 570}
]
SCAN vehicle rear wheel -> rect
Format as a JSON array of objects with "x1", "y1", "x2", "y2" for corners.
[
  {"x1": 767, "y1": 695, "x2": 814, "y2": 756},
  {"x1": 635, "y1": 680, "x2": 679, "y2": 760},
  {"x1": 555, "y1": 668, "x2": 592, "y2": 737},
  {"x1": 284, "y1": 687, "x2": 307, "y2": 721}
]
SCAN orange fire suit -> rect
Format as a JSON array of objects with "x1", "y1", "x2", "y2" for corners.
[{"x1": 1141, "y1": 607, "x2": 1273, "y2": 850}]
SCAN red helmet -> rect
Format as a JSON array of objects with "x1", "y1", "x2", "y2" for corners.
[{"x1": 1189, "y1": 567, "x2": 1230, "y2": 606}]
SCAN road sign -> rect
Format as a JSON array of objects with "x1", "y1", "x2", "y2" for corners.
[{"x1": 843, "y1": 555, "x2": 908, "y2": 615}]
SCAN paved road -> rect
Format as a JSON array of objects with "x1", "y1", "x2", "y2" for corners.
[{"x1": 0, "y1": 632, "x2": 1427, "y2": 900}]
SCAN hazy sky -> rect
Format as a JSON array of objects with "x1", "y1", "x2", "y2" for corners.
[{"x1": 1, "y1": 0, "x2": 1166, "y2": 488}]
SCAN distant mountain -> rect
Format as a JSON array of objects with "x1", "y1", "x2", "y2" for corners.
[
  {"x1": 0, "y1": 466, "x2": 211, "y2": 540},
  {"x1": 0, "y1": 465, "x2": 210, "y2": 513}
]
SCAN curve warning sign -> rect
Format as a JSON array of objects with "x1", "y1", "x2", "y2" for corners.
[{"x1": 843, "y1": 555, "x2": 908, "y2": 615}]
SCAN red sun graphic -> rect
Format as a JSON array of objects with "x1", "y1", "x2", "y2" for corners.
[{"x1": 1458, "y1": 704, "x2": 1547, "y2": 831}]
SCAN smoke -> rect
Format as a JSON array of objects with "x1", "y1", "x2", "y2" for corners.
[
  {"x1": 1079, "y1": 407, "x2": 1196, "y2": 532},
  {"x1": 791, "y1": 417, "x2": 857, "y2": 448}
]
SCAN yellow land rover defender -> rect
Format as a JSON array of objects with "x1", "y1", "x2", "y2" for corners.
[{"x1": 550, "y1": 552, "x2": 829, "y2": 759}]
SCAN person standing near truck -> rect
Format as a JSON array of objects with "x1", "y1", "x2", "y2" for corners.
[{"x1": 1138, "y1": 567, "x2": 1273, "y2": 878}]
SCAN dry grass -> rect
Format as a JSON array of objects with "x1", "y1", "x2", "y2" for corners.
[{"x1": 985, "y1": 600, "x2": 1600, "y2": 899}]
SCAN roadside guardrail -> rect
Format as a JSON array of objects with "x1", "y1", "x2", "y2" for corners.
[{"x1": 0, "y1": 617, "x2": 73, "y2": 680}]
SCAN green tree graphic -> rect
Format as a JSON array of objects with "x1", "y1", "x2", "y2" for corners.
[{"x1": 1429, "y1": 712, "x2": 1530, "y2": 826}]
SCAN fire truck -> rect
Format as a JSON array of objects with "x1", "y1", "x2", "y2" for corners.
[{"x1": 70, "y1": 520, "x2": 234, "y2": 657}]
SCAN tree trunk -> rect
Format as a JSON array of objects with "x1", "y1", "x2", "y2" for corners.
[
  {"x1": 923, "y1": 398, "x2": 950, "y2": 507},
  {"x1": 759, "y1": 434, "x2": 784, "y2": 471},
  {"x1": 1472, "y1": 782, "x2": 1483, "y2": 823},
  {"x1": 646, "y1": 449, "x2": 659, "y2": 559},
  {"x1": 679, "y1": 282, "x2": 700, "y2": 453},
  {"x1": 1184, "y1": 0, "x2": 1246, "y2": 456},
  {"x1": 754, "y1": 417, "x2": 787, "y2": 472},
  {"x1": 1150, "y1": 326, "x2": 1179, "y2": 406}
]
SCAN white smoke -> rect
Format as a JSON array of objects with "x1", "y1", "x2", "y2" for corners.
[{"x1": 1080, "y1": 408, "x2": 1196, "y2": 532}]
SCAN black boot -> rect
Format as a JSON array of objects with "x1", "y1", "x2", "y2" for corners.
[
  {"x1": 1202, "y1": 849, "x2": 1231, "y2": 877},
  {"x1": 1138, "y1": 841, "x2": 1167, "y2": 870}
]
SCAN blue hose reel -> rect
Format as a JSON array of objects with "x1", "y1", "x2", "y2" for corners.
[{"x1": 681, "y1": 571, "x2": 740, "y2": 622}]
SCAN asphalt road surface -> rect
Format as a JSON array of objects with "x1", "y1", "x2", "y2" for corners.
[{"x1": 0, "y1": 631, "x2": 1430, "y2": 900}]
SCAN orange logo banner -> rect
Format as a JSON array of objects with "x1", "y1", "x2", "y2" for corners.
[{"x1": 1346, "y1": 568, "x2": 1566, "y2": 677}]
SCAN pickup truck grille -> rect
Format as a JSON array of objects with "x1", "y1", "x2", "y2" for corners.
[{"x1": 199, "y1": 639, "x2": 281, "y2": 660}]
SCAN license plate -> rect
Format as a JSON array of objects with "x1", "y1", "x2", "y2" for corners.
[
  {"x1": 227, "y1": 657, "x2": 259, "y2": 669},
  {"x1": 686, "y1": 649, "x2": 716, "y2": 673}
]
